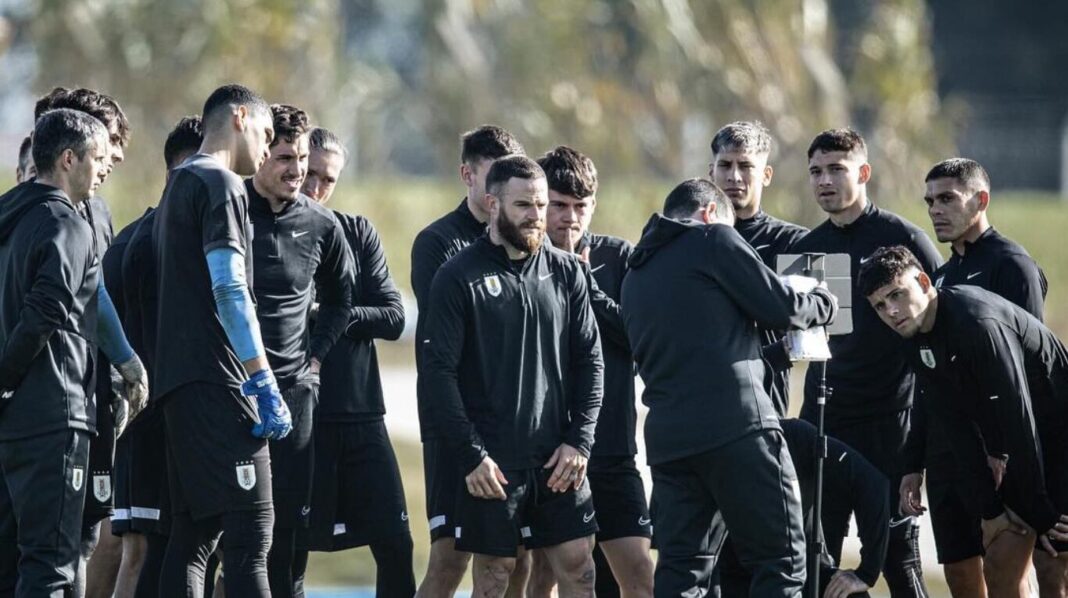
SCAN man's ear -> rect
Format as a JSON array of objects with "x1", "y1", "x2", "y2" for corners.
[
  {"x1": 234, "y1": 105, "x2": 249, "y2": 132},
  {"x1": 976, "y1": 189, "x2": 990, "y2": 212},
  {"x1": 762, "y1": 164, "x2": 774, "y2": 187},
  {"x1": 917, "y1": 270, "x2": 932, "y2": 292},
  {"x1": 59, "y1": 148, "x2": 75, "y2": 173},
  {"x1": 858, "y1": 162, "x2": 872, "y2": 185},
  {"x1": 460, "y1": 162, "x2": 474, "y2": 188},
  {"x1": 485, "y1": 193, "x2": 499, "y2": 216},
  {"x1": 700, "y1": 202, "x2": 716, "y2": 224}
]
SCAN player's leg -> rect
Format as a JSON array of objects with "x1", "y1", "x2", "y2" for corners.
[
  {"x1": 599, "y1": 537, "x2": 654, "y2": 598},
  {"x1": 473, "y1": 553, "x2": 520, "y2": 598},
  {"x1": 526, "y1": 549, "x2": 556, "y2": 597},
  {"x1": 369, "y1": 533, "x2": 417, "y2": 598},
  {"x1": 135, "y1": 533, "x2": 167, "y2": 597},
  {"x1": 114, "y1": 532, "x2": 147, "y2": 598},
  {"x1": 983, "y1": 531, "x2": 1033, "y2": 598},
  {"x1": 927, "y1": 473, "x2": 989, "y2": 598},
  {"x1": 158, "y1": 511, "x2": 220, "y2": 597},
  {"x1": 456, "y1": 469, "x2": 531, "y2": 597},
  {"x1": 0, "y1": 468, "x2": 16, "y2": 594},
  {"x1": 541, "y1": 537, "x2": 595, "y2": 597},
  {"x1": 586, "y1": 457, "x2": 654, "y2": 598},
  {"x1": 648, "y1": 458, "x2": 723, "y2": 596},
  {"x1": 506, "y1": 550, "x2": 532, "y2": 597},
  {"x1": 86, "y1": 519, "x2": 123, "y2": 598},
  {"x1": 417, "y1": 439, "x2": 472, "y2": 597},
  {"x1": 220, "y1": 508, "x2": 273, "y2": 596}
]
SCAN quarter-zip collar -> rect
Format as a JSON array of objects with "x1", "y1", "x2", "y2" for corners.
[{"x1": 830, "y1": 201, "x2": 875, "y2": 232}]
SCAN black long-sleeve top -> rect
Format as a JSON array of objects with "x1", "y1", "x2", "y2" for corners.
[
  {"x1": 621, "y1": 215, "x2": 836, "y2": 465},
  {"x1": 735, "y1": 211, "x2": 809, "y2": 417},
  {"x1": 246, "y1": 182, "x2": 353, "y2": 391},
  {"x1": 120, "y1": 209, "x2": 157, "y2": 385},
  {"x1": 906, "y1": 286, "x2": 1068, "y2": 533},
  {"x1": 317, "y1": 211, "x2": 405, "y2": 421},
  {"x1": 905, "y1": 227, "x2": 1047, "y2": 476},
  {"x1": 411, "y1": 199, "x2": 486, "y2": 440},
  {"x1": 0, "y1": 182, "x2": 100, "y2": 440},
  {"x1": 792, "y1": 203, "x2": 942, "y2": 424},
  {"x1": 423, "y1": 236, "x2": 604, "y2": 472},
  {"x1": 576, "y1": 232, "x2": 638, "y2": 457}
]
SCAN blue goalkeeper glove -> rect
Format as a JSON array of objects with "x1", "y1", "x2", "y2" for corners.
[{"x1": 241, "y1": 369, "x2": 292, "y2": 440}]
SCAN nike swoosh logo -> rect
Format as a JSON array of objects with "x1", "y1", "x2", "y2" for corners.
[
  {"x1": 590, "y1": 264, "x2": 605, "y2": 273},
  {"x1": 754, "y1": 244, "x2": 771, "y2": 251},
  {"x1": 859, "y1": 256, "x2": 872, "y2": 264},
  {"x1": 583, "y1": 511, "x2": 595, "y2": 523},
  {"x1": 401, "y1": 511, "x2": 409, "y2": 521},
  {"x1": 539, "y1": 273, "x2": 553, "y2": 280},
  {"x1": 966, "y1": 271, "x2": 982, "y2": 280},
  {"x1": 291, "y1": 231, "x2": 309, "y2": 238},
  {"x1": 638, "y1": 516, "x2": 651, "y2": 526}
]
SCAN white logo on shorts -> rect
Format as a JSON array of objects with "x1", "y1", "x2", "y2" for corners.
[
  {"x1": 71, "y1": 467, "x2": 84, "y2": 492},
  {"x1": 236, "y1": 462, "x2": 257, "y2": 491},
  {"x1": 301, "y1": 505, "x2": 311, "y2": 516},
  {"x1": 638, "y1": 516, "x2": 652, "y2": 527},
  {"x1": 583, "y1": 511, "x2": 595, "y2": 524},
  {"x1": 93, "y1": 475, "x2": 111, "y2": 502},
  {"x1": 401, "y1": 511, "x2": 409, "y2": 522}
]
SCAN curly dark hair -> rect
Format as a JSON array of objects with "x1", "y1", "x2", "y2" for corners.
[
  {"x1": 857, "y1": 246, "x2": 924, "y2": 297},
  {"x1": 269, "y1": 103, "x2": 311, "y2": 147}
]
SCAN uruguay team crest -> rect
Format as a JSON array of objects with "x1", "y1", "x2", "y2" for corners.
[
  {"x1": 920, "y1": 348, "x2": 936, "y2": 369},
  {"x1": 93, "y1": 475, "x2": 111, "y2": 502},
  {"x1": 236, "y1": 462, "x2": 257, "y2": 491},
  {"x1": 71, "y1": 467, "x2": 84, "y2": 492},
  {"x1": 484, "y1": 275, "x2": 502, "y2": 297}
]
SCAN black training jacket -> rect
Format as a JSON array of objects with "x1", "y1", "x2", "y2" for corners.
[
  {"x1": 906, "y1": 227, "x2": 1047, "y2": 476},
  {"x1": 411, "y1": 199, "x2": 486, "y2": 440},
  {"x1": 317, "y1": 211, "x2": 405, "y2": 421},
  {"x1": 906, "y1": 286, "x2": 1068, "y2": 534},
  {"x1": 735, "y1": 211, "x2": 809, "y2": 417},
  {"x1": 120, "y1": 209, "x2": 157, "y2": 384},
  {"x1": 792, "y1": 203, "x2": 942, "y2": 424},
  {"x1": 621, "y1": 214, "x2": 836, "y2": 465},
  {"x1": 575, "y1": 232, "x2": 638, "y2": 458},
  {"x1": 423, "y1": 235, "x2": 604, "y2": 472},
  {"x1": 246, "y1": 182, "x2": 353, "y2": 391},
  {"x1": 0, "y1": 182, "x2": 100, "y2": 441}
]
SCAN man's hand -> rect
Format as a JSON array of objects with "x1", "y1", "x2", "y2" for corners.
[
  {"x1": 1040, "y1": 514, "x2": 1068, "y2": 556},
  {"x1": 823, "y1": 570, "x2": 870, "y2": 598},
  {"x1": 544, "y1": 443, "x2": 588, "y2": 493},
  {"x1": 242, "y1": 369, "x2": 292, "y2": 440},
  {"x1": 982, "y1": 507, "x2": 1029, "y2": 549},
  {"x1": 466, "y1": 456, "x2": 508, "y2": 500},
  {"x1": 987, "y1": 455, "x2": 1008, "y2": 490},
  {"x1": 308, "y1": 358, "x2": 322, "y2": 375},
  {"x1": 577, "y1": 247, "x2": 590, "y2": 263},
  {"x1": 115, "y1": 354, "x2": 149, "y2": 419},
  {"x1": 899, "y1": 472, "x2": 926, "y2": 516}
]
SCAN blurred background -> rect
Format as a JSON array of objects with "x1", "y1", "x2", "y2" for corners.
[{"x1": 2, "y1": 0, "x2": 1067, "y2": 595}]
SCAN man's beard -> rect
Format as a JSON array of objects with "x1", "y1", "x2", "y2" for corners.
[{"x1": 497, "y1": 211, "x2": 545, "y2": 253}]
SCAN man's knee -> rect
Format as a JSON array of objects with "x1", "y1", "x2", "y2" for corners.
[
  {"x1": 527, "y1": 550, "x2": 556, "y2": 597},
  {"x1": 943, "y1": 558, "x2": 984, "y2": 596},
  {"x1": 546, "y1": 538, "x2": 595, "y2": 590},
  {"x1": 1033, "y1": 552, "x2": 1068, "y2": 591},
  {"x1": 600, "y1": 537, "x2": 654, "y2": 594},
  {"x1": 472, "y1": 554, "x2": 518, "y2": 585}
]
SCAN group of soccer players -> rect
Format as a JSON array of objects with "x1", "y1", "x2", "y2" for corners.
[{"x1": 2, "y1": 80, "x2": 1068, "y2": 598}]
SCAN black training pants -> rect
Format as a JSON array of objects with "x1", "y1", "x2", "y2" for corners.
[
  {"x1": 650, "y1": 429, "x2": 806, "y2": 598},
  {"x1": 0, "y1": 429, "x2": 90, "y2": 598},
  {"x1": 158, "y1": 508, "x2": 273, "y2": 597}
]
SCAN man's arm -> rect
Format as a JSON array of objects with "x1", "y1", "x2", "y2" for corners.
[
  {"x1": 565, "y1": 263, "x2": 603, "y2": 457},
  {"x1": 966, "y1": 321, "x2": 1059, "y2": 533},
  {"x1": 994, "y1": 254, "x2": 1047, "y2": 322},
  {"x1": 707, "y1": 227, "x2": 837, "y2": 331},
  {"x1": 583, "y1": 264, "x2": 628, "y2": 350},
  {"x1": 828, "y1": 434, "x2": 890, "y2": 587},
  {"x1": 411, "y1": 230, "x2": 450, "y2": 310},
  {"x1": 344, "y1": 218, "x2": 405, "y2": 342},
  {"x1": 0, "y1": 218, "x2": 91, "y2": 390},
  {"x1": 422, "y1": 267, "x2": 487, "y2": 472},
  {"x1": 308, "y1": 218, "x2": 355, "y2": 364}
]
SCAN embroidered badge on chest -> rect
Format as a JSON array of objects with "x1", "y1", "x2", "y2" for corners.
[
  {"x1": 920, "y1": 347, "x2": 936, "y2": 369},
  {"x1": 236, "y1": 461, "x2": 257, "y2": 491},
  {"x1": 484, "y1": 275, "x2": 502, "y2": 297}
]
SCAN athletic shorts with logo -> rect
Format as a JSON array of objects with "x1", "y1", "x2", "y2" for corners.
[
  {"x1": 304, "y1": 419, "x2": 410, "y2": 551},
  {"x1": 587, "y1": 456, "x2": 652, "y2": 541},
  {"x1": 423, "y1": 438, "x2": 463, "y2": 541},
  {"x1": 270, "y1": 375, "x2": 319, "y2": 529},
  {"x1": 163, "y1": 382, "x2": 272, "y2": 519},
  {"x1": 112, "y1": 403, "x2": 170, "y2": 536},
  {"x1": 455, "y1": 467, "x2": 598, "y2": 557}
]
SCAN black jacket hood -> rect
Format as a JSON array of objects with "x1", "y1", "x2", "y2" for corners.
[
  {"x1": 0, "y1": 182, "x2": 71, "y2": 243},
  {"x1": 629, "y1": 213, "x2": 704, "y2": 269}
]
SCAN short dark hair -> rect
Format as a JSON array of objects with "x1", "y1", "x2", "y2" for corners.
[
  {"x1": 17, "y1": 135, "x2": 33, "y2": 173},
  {"x1": 201, "y1": 84, "x2": 270, "y2": 131},
  {"x1": 857, "y1": 246, "x2": 924, "y2": 297},
  {"x1": 537, "y1": 145, "x2": 598, "y2": 199},
  {"x1": 31, "y1": 108, "x2": 107, "y2": 177},
  {"x1": 807, "y1": 127, "x2": 867, "y2": 160},
  {"x1": 269, "y1": 104, "x2": 310, "y2": 147},
  {"x1": 309, "y1": 127, "x2": 349, "y2": 165},
  {"x1": 663, "y1": 178, "x2": 733, "y2": 221},
  {"x1": 485, "y1": 155, "x2": 544, "y2": 199},
  {"x1": 711, "y1": 121, "x2": 772, "y2": 156},
  {"x1": 460, "y1": 125, "x2": 524, "y2": 166},
  {"x1": 163, "y1": 116, "x2": 203, "y2": 169},
  {"x1": 35, "y1": 87, "x2": 131, "y2": 147},
  {"x1": 925, "y1": 158, "x2": 991, "y2": 192}
]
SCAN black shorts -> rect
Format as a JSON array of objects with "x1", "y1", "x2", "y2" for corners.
[
  {"x1": 113, "y1": 403, "x2": 170, "y2": 536},
  {"x1": 587, "y1": 456, "x2": 652, "y2": 541},
  {"x1": 927, "y1": 470, "x2": 984, "y2": 564},
  {"x1": 304, "y1": 420, "x2": 411, "y2": 551},
  {"x1": 455, "y1": 467, "x2": 598, "y2": 557},
  {"x1": 423, "y1": 438, "x2": 463, "y2": 542},
  {"x1": 270, "y1": 376, "x2": 319, "y2": 529},
  {"x1": 85, "y1": 421, "x2": 116, "y2": 527},
  {"x1": 163, "y1": 382, "x2": 272, "y2": 520}
]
